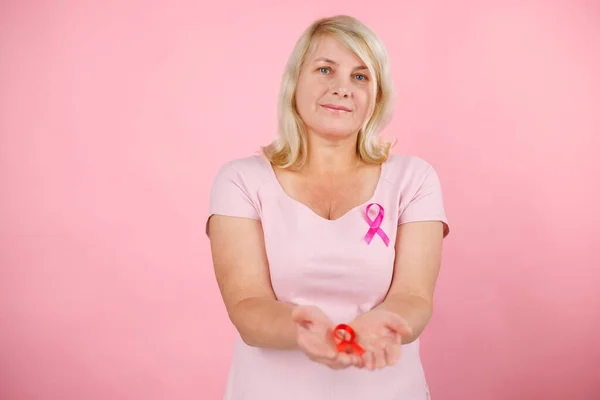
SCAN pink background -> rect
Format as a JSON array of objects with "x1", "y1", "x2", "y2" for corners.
[{"x1": 1, "y1": 1, "x2": 599, "y2": 399}]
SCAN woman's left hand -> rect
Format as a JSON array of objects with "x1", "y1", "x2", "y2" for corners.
[{"x1": 350, "y1": 309, "x2": 412, "y2": 370}]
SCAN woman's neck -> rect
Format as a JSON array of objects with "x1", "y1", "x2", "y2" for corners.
[{"x1": 303, "y1": 133, "x2": 361, "y2": 174}]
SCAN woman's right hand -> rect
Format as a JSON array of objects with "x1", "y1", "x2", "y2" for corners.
[{"x1": 291, "y1": 305, "x2": 356, "y2": 370}]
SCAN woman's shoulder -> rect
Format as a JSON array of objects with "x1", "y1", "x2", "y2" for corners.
[
  {"x1": 384, "y1": 153, "x2": 438, "y2": 182},
  {"x1": 383, "y1": 152, "x2": 448, "y2": 201},
  {"x1": 212, "y1": 152, "x2": 272, "y2": 190},
  {"x1": 385, "y1": 153, "x2": 449, "y2": 236},
  {"x1": 216, "y1": 153, "x2": 268, "y2": 172}
]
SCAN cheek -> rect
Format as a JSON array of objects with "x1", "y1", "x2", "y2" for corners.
[
  {"x1": 296, "y1": 78, "x2": 312, "y2": 102},
  {"x1": 296, "y1": 79, "x2": 327, "y2": 110},
  {"x1": 354, "y1": 90, "x2": 373, "y2": 117}
]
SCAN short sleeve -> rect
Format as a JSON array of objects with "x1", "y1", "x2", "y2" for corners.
[
  {"x1": 206, "y1": 161, "x2": 260, "y2": 235},
  {"x1": 398, "y1": 165, "x2": 450, "y2": 237}
]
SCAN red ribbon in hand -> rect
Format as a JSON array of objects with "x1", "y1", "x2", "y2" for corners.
[{"x1": 333, "y1": 324, "x2": 365, "y2": 356}]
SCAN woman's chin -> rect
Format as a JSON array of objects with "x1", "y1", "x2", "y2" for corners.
[
  {"x1": 306, "y1": 123, "x2": 357, "y2": 140},
  {"x1": 313, "y1": 130, "x2": 358, "y2": 142}
]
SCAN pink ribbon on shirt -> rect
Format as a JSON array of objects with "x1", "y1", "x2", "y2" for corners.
[{"x1": 364, "y1": 203, "x2": 390, "y2": 246}]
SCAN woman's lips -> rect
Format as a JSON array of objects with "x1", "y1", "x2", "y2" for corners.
[{"x1": 321, "y1": 104, "x2": 351, "y2": 112}]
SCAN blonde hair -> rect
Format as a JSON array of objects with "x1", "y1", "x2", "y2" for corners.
[{"x1": 262, "y1": 15, "x2": 396, "y2": 169}]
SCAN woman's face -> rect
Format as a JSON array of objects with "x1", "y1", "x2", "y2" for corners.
[{"x1": 295, "y1": 35, "x2": 375, "y2": 142}]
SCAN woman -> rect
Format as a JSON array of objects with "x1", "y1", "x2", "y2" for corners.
[{"x1": 207, "y1": 14, "x2": 449, "y2": 400}]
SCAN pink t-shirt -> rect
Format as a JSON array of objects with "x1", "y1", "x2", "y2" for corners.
[{"x1": 208, "y1": 153, "x2": 449, "y2": 400}]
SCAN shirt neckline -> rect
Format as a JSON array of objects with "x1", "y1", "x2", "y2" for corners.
[{"x1": 260, "y1": 153, "x2": 389, "y2": 223}]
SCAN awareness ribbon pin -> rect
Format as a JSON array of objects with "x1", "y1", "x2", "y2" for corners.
[
  {"x1": 333, "y1": 324, "x2": 365, "y2": 356},
  {"x1": 364, "y1": 203, "x2": 390, "y2": 246}
]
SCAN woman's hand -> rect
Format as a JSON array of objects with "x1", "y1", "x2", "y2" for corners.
[
  {"x1": 350, "y1": 309, "x2": 412, "y2": 370},
  {"x1": 291, "y1": 305, "x2": 357, "y2": 370}
]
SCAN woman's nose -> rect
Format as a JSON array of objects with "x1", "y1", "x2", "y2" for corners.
[{"x1": 331, "y1": 86, "x2": 350, "y2": 98}]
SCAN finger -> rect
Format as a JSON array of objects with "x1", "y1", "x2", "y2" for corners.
[
  {"x1": 334, "y1": 352, "x2": 352, "y2": 368},
  {"x1": 364, "y1": 336, "x2": 387, "y2": 370},
  {"x1": 308, "y1": 354, "x2": 344, "y2": 369},
  {"x1": 326, "y1": 362, "x2": 346, "y2": 370},
  {"x1": 373, "y1": 346, "x2": 387, "y2": 369},
  {"x1": 375, "y1": 337, "x2": 392, "y2": 367},
  {"x1": 353, "y1": 339, "x2": 375, "y2": 369},
  {"x1": 363, "y1": 351, "x2": 375, "y2": 371},
  {"x1": 311, "y1": 350, "x2": 351, "y2": 369},
  {"x1": 351, "y1": 353, "x2": 363, "y2": 368},
  {"x1": 385, "y1": 338, "x2": 402, "y2": 366},
  {"x1": 325, "y1": 359, "x2": 350, "y2": 370}
]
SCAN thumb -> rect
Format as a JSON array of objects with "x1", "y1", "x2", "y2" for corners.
[
  {"x1": 291, "y1": 305, "x2": 321, "y2": 326},
  {"x1": 384, "y1": 314, "x2": 413, "y2": 337}
]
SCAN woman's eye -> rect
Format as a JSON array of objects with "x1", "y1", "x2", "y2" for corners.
[
  {"x1": 355, "y1": 74, "x2": 367, "y2": 81},
  {"x1": 319, "y1": 67, "x2": 330, "y2": 74}
]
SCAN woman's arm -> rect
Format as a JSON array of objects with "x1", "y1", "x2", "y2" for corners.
[
  {"x1": 208, "y1": 214, "x2": 298, "y2": 350},
  {"x1": 374, "y1": 220, "x2": 445, "y2": 344}
]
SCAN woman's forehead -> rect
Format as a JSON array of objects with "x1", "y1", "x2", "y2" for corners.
[{"x1": 305, "y1": 35, "x2": 367, "y2": 67}]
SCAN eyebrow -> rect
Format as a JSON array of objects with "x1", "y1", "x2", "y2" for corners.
[{"x1": 313, "y1": 57, "x2": 368, "y2": 71}]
